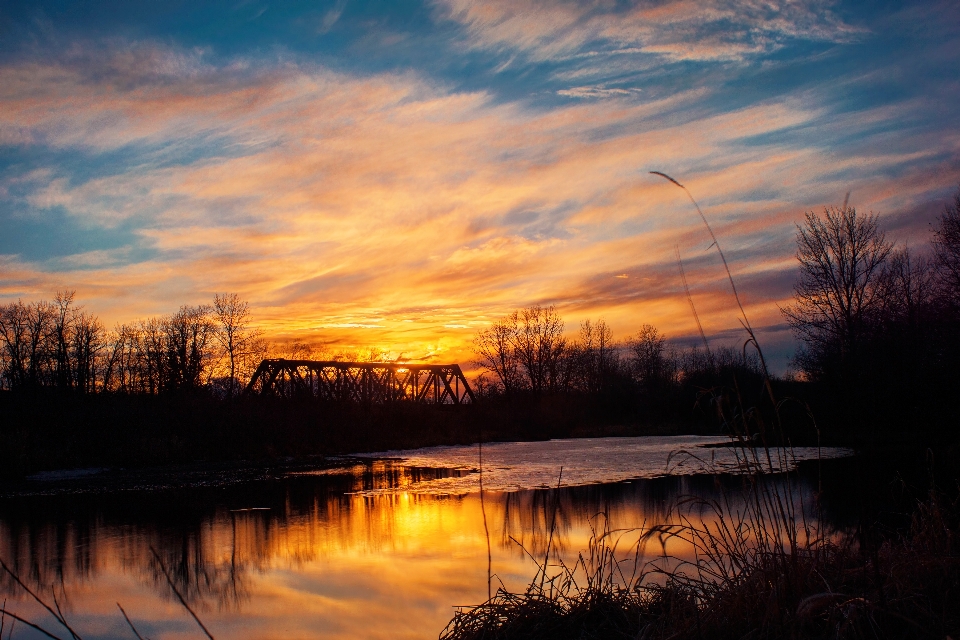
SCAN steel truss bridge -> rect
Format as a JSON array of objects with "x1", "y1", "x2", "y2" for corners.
[{"x1": 243, "y1": 359, "x2": 475, "y2": 405}]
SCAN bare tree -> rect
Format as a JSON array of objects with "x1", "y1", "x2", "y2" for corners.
[
  {"x1": 474, "y1": 313, "x2": 522, "y2": 393},
  {"x1": 103, "y1": 323, "x2": 133, "y2": 392},
  {"x1": 213, "y1": 293, "x2": 258, "y2": 397},
  {"x1": 1, "y1": 294, "x2": 228, "y2": 395},
  {"x1": 0, "y1": 301, "x2": 30, "y2": 389},
  {"x1": 27, "y1": 301, "x2": 55, "y2": 386},
  {"x1": 140, "y1": 317, "x2": 166, "y2": 394},
  {"x1": 474, "y1": 306, "x2": 569, "y2": 394},
  {"x1": 43, "y1": 291, "x2": 106, "y2": 393},
  {"x1": 164, "y1": 305, "x2": 214, "y2": 391},
  {"x1": 52, "y1": 291, "x2": 77, "y2": 389},
  {"x1": 781, "y1": 206, "x2": 892, "y2": 369},
  {"x1": 236, "y1": 335, "x2": 270, "y2": 389},
  {"x1": 629, "y1": 324, "x2": 667, "y2": 387},
  {"x1": 932, "y1": 186, "x2": 960, "y2": 308},
  {"x1": 72, "y1": 311, "x2": 105, "y2": 393},
  {"x1": 284, "y1": 341, "x2": 316, "y2": 360},
  {"x1": 881, "y1": 247, "x2": 934, "y2": 329},
  {"x1": 577, "y1": 319, "x2": 614, "y2": 393},
  {"x1": 514, "y1": 305, "x2": 566, "y2": 394}
]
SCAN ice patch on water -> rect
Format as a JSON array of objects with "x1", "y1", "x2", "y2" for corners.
[{"x1": 354, "y1": 436, "x2": 854, "y2": 496}]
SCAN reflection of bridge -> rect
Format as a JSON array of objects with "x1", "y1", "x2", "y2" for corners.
[{"x1": 243, "y1": 359, "x2": 475, "y2": 405}]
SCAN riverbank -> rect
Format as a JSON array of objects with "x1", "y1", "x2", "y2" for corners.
[
  {"x1": 0, "y1": 455, "x2": 367, "y2": 498},
  {"x1": 4, "y1": 386, "x2": 959, "y2": 483},
  {"x1": 0, "y1": 389, "x2": 715, "y2": 481}
]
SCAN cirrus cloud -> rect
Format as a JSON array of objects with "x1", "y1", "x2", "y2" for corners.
[
  {"x1": 433, "y1": 0, "x2": 863, "y2": 63},
  {"x1": 0, "y1": 22, "x2": 957, "y2": 372}
]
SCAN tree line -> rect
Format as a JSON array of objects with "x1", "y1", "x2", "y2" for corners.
[
  {"x1": 4, "y1": 186, "x2": 959, "y2": 443},
  {"x1": 473, "y1": 186, "x2": 960, "y2": 442},
  {"x1": 0, "y1": 293, "x2": 265, "y2": 397},
  {"x1": 0, "y1": 292, "x2": 425, "y2": 398},
  {"x1": 473, "y1": 305, "x2": 763, "y2": 409},
  {"x1": 782, "y1": 193, "x2": 960, "y2": 380},
  {"x1": 778, "y1": 187, "x2": 960, "y2": 439}
]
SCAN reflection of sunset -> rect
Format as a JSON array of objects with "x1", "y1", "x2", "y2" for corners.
[{"x1": 0, "y1": 463, "x2": 826, "y2": 639}]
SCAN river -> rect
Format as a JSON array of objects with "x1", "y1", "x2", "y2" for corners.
[{"x1": 0, "y1": 436, "x2": 853, "y2": 640}]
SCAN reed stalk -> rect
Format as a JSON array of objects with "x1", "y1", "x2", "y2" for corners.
[{"x1": 441, "y1": 175, "x2": 960, "y2": 639}]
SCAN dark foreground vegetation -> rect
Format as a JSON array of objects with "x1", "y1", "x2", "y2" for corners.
[
  {"x1": 440, "y1": 185, "x2": 960, "y2": 639},
  {"x1": 442, "y1": 480, "x2": 960, "y2": 640}
]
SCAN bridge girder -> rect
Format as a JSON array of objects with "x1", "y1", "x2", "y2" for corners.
[{"x1": 243, "y1": 359, "x2": 475, "y2": 405}]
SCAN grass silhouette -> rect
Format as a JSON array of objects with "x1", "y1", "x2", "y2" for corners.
[{"x1": 440, "y1": 174, "x2": 960, "y2": 639}]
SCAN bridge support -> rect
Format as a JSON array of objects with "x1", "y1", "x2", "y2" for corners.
[{"x1": 243, "y1": 360, "x2": 475, "y2": 405}]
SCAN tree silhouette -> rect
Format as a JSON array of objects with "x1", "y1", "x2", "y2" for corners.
[
  {"x1": 213, "y1": 293, "x2": 258, "y2": 398},
  {"x1": 629, "y1": 324, "x2": 667, "y2": 389},
  {"x1": 781, "y1": 205, "x2": 892, "y2": 378},
  {"x1": 576, "y1": 319, "x2": 614, "y2": 393},
  {"x1": 933, "y1": 186, "x2": 960, "y2": 308},
  {"x1": 474, "y1": 305, "x2": 568, "y2": 394},
  {"x1": 514, "y1": 305, "x2": 566, "y2": 394},
  {"x1": 474, "y1": 312, "x2": 522, "y2": 393}
]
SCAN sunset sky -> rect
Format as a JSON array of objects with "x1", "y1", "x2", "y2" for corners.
[{"x1": 1, "y1": 0, "x2": 958, "y2": 372}]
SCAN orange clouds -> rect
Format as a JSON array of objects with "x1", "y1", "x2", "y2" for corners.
[{"x1": 1, "y1": 40, "x2": 957, "y2": 371}]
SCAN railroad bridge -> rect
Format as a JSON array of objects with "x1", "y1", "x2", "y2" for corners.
[{"x1": 243, "y1": 359, "x2": 475, "y2": 405}]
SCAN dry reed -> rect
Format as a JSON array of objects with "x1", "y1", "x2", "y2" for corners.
[{"x1": 441, "y1": 175, "x2": 960, "y2": 639}]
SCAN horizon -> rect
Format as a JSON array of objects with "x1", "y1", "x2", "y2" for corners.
[{"x1": 2, "y1": 0, "x2": 959, "y2": 374}]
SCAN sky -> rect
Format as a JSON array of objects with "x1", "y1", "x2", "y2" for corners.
[{"x1": 1, "y1": 0, "x2": 958, "y2": 372}]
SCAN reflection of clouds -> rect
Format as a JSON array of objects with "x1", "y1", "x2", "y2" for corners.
[{"x1": 0, "y1": 456, "x2": 838, "y2": 638}]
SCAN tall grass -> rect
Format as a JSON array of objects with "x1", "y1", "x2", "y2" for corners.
[
  {"x1": 441, "y1": 175, "x2": 960, "y2": 639},
  {"x1": 442, "y1": 371, "x2": 959, "y2": 639}
]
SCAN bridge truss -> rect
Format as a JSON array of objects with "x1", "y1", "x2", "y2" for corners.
[{"x1": 243, "y1": 359, "x2": 475, "y2": 405}]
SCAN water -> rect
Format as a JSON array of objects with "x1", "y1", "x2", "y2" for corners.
[
  {"x1": 0, "y1": 436, "x2": 853, "y2": 639},
  {"x1": 352, "y1": 436, "x2": 848, "y2": 494}
]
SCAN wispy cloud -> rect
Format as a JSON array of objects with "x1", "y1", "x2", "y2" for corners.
[
  {"x1": 433, "y1": 0, "x2": 863, "y2": 63},
  {"x1": 320, "y1": 0, "x2": 349, "y2": 33},
  {"x1": 557, "y1": 85, "x2": 642, "y2": 99},
  {"x1": 0, "y1": 23, "x2": 957, "y2": 370}
]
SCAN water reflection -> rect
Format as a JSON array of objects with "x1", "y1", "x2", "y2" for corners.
[{"x1": 0, "y1": 454, "x2": 843, "y2": 639}]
